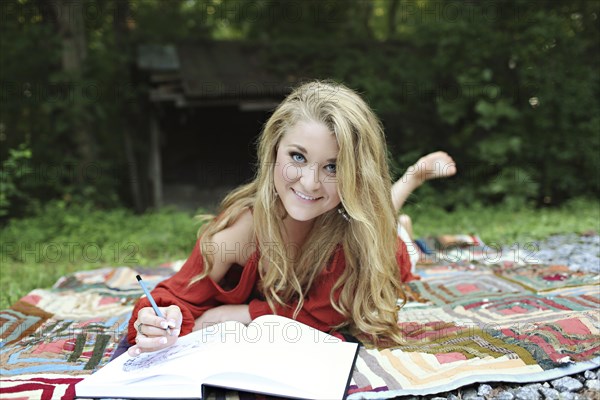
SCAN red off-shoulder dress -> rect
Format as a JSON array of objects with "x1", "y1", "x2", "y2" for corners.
[{"x1": 127, "y1": 237, "x2": 417, "y2": 344}]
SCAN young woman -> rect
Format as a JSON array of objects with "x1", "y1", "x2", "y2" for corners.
[{"x1": 127, "y1": 81, "x2": 422, "y2": 356}]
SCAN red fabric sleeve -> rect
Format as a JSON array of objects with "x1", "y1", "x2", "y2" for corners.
[
  {"x1": 248, "y1": 246, "x2": 347, "y2": 339},
  {"x1": 127, "y1": 238, "x2": 260, "y2": 344},
  {"x1": 397, "y1": 237, "x2": 420, "y2": 282}
]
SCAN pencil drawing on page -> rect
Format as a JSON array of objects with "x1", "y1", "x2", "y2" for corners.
[{"x1": 122, "y1": 340, "x2": 203, "y2": 372}]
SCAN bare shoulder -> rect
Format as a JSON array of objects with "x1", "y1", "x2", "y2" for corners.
[{"x1": 210, "y1": 208, "x2": 256, "y2": 268}]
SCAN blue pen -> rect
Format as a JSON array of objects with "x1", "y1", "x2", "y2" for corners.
[{"x1": 136, "y1": 274, "x2": 172, "y2": 335}]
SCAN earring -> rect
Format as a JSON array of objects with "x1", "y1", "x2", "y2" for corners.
[{"x1": 338, "y1": 207, "x2": 350, "y2": 222}]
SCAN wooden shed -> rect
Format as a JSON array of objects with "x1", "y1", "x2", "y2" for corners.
[{"x1": 136, "y1": 42, "x2": 296, "y2": 210}]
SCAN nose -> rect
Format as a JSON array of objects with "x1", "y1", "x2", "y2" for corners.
[{"x1": 300, "y1": 162, "x2": 322, "y2": 191}]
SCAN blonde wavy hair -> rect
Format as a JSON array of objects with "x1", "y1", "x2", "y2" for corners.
[{"x1": 195, "y1": 80, "x2": 405, "y2": 344}]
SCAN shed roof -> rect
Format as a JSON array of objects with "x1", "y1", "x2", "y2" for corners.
[{"x1": 137, "y1": 42, "x2": 293, "y2": 108}]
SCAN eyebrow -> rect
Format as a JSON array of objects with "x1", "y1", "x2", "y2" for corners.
[{"x1": 288, "y1": 144, "x2": 337, "y2": 163}]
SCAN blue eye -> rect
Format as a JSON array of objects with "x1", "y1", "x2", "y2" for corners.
[
  {"x1": 290, "y1": 152, "x2": 305, "y2": 163},
  {"x1": 325, "y1": 164, "x2": 337, "y2": 174}
]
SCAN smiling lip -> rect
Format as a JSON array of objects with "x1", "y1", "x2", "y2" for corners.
[{"x1": 292, "y1": 188, "x2": 321, "y2": 201}]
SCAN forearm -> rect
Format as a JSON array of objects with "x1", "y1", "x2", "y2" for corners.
[{"x1": 193, "y1": 304, "x2": 251, "y2": 331}]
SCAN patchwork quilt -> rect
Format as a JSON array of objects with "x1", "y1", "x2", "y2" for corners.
[{"x1": 1, "y1": 236, "x2": 599, "y2": 399}]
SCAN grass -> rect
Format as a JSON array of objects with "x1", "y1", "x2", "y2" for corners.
[
  {"x1": 0, "y1": 202, "x2": 204, "y2": 310},
  {"x1": 404, "y1": 197, "x2": 600, "y2": 245},
  {"x1": 1, "y1": 198, "x2": 598, "y2": 310}
]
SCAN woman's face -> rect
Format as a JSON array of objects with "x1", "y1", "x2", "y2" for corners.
[{"x1": 274, "y1": 120, "x2": 341, "y2": 223}]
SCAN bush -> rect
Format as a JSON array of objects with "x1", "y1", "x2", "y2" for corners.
[{"x1": 0, "y1": 143, "x2": 33, "y2": 217}]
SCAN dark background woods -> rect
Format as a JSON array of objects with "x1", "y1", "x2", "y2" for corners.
[{"x1": 1, "y1": 0, "x2": 599, "y2": 220}]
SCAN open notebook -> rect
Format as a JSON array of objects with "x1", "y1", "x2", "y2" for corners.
[{"x1": 75, "y1": 315, "x2": 360, "y2": 400}]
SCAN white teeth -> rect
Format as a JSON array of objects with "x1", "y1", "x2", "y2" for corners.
[{"x1": 294, "y1": 190, "x2": 317, "y2": 200}]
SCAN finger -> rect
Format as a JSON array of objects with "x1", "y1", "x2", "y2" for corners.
[
  {"x1": 135, "y1": 333, "x2": 168, "y2": 351},
  {"x1": 127, "y1": 344, "x2": 142, "y2": 357},
  {"x1": 164, "y1": 305, "x2": 182, "y2": 329},
  {"x1": 138, "y1": 311, "x2": 169, "y2": 330},
  {"x1": 139, "y1": 323, "x2": 171, "y2": 337}
]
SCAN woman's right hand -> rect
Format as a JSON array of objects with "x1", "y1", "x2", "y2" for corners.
[{"x1": 127, "y1": 305, "x2": 182, "y2": 356}]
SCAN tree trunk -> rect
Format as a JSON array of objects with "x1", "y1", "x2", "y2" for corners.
[
  {"x1": 55, "y1": 0, "x2": 95, "y2": 168},
  {"x1": 387, "y1": 0, "x2": 399, "y2": 38},
  {"x1": 113, "y1": 0, "x2": 144, "y2": 212},
  {"x1": 56, "y1": 0, "x2": 87, "y2": 72},
  {"x1": 149, "y1": 115, "x2": 163, "y2": 209}
]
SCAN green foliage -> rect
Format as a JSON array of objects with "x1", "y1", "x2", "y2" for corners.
[
  {"x1": 397, "y1": 0, "x2": 599, "y2": 207},
  {"x1": 1, "y1": 0, "x2": 598, "y2": 217},
  {"x1": 0, "y1": 143, "x2": 33, "y2": 217},
  {"x1": 246, "y1": 0, "x2": 599, "y2": 207}
]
